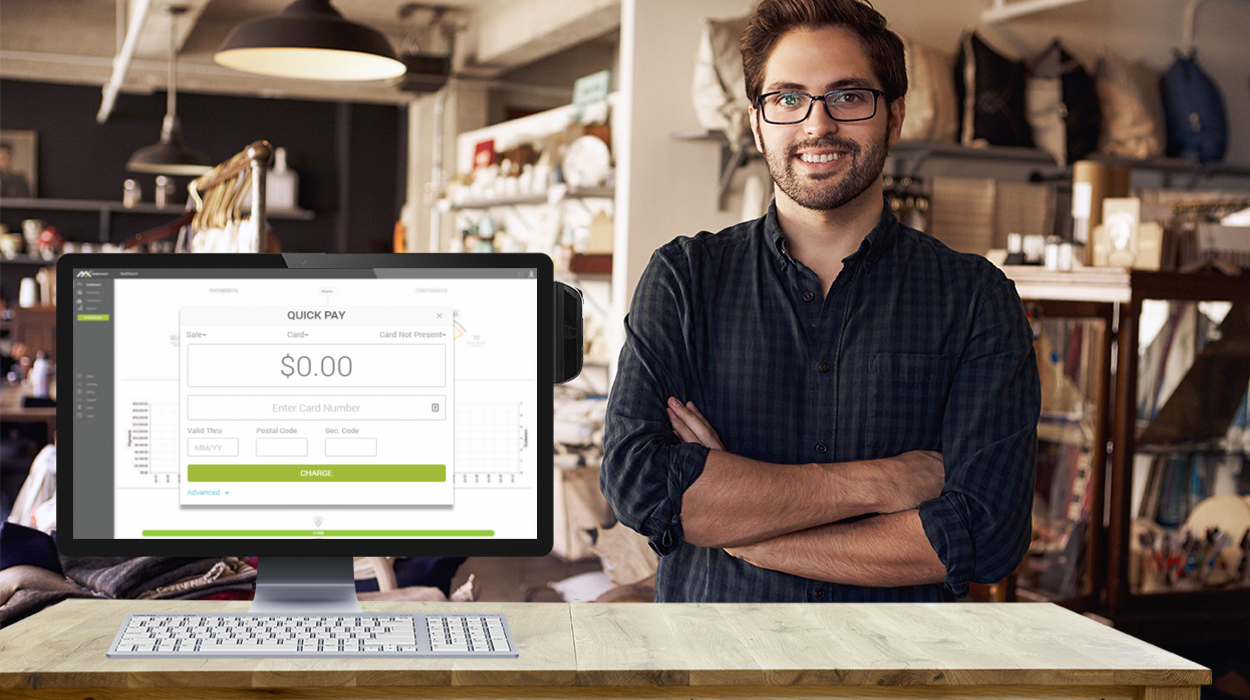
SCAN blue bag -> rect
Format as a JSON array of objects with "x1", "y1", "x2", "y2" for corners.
[{"x1": 1161, "y1": 50, "x2": 1228, "y2": 163}]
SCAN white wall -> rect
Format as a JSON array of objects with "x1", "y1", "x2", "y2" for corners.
[{"x1": 615, "y1": 0, "x2": 756, "y2": 325}]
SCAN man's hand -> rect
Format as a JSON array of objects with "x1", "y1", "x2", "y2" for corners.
[{"x1": 666, "y1": 397, "x2": 725, "y2": 451}]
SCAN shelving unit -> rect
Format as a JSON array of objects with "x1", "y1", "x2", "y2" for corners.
[{"x1": 446, "y1": 101, "x2": 618, "y2": 396}]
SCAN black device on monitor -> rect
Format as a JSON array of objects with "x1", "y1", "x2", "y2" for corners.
[{"x1": 56, "y1": 252, "x2": 569, "y2": 615}]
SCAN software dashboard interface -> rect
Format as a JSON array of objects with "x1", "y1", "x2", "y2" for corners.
[{"x1": 70, "y1": 266, "x2": 539, "y2": 541}]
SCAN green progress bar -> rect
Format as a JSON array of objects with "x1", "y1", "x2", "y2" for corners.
[{"x1": 142, "y1": 530, "x2": 494, "y2": 537}]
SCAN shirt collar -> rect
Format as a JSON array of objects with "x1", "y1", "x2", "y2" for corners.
[{"x1": 764, "y1": 199, "x2": 899, "y2": 272}]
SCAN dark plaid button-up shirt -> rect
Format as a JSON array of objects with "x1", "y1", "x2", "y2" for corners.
[{"x1": 602, "y1": 202, "x2": 1039, "y2": 602}]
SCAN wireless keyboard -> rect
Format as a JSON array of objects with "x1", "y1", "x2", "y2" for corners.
[{"x1": 107, "y1": 612, "x2": 517, "y2": 658}]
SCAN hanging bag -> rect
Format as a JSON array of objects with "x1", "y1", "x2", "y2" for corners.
[{"x1": 1161, "y1": 49, "x2": 1228, "y2": 163}]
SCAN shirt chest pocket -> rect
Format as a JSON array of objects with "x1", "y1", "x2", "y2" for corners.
[{"x1": 865, "y1": 352, "x2": 957, "y2": 453}]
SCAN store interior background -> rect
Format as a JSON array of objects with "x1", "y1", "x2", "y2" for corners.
[{"x1": 2, "y1": 0, "x2": 1250, "y2": 694}]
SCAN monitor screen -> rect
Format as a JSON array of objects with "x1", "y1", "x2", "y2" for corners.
[{"x1": 56, "y1": 253, "x2": 553, "y2": 560}]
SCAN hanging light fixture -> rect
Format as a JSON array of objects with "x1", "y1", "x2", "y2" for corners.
[
  {"x1": 214, "y1": 0, "x2": 406, "y2": 81},
  {"x1": 127, "y1": 5, "x2": 212, "y2": 176}
]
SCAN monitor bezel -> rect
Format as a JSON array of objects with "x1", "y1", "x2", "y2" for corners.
[{"x1": 55, "y1": 252, "x2": 554, "y2": 558}]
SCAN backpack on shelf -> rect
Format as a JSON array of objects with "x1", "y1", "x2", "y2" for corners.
[{"x1": 1161, "y1": 49, "x2": 1228, "y2": 163}]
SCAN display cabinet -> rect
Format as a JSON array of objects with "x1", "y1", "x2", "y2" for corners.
[
  {"x1": 1005, "y1": 267, "x2": 1250, "y2": 645},
  {"x1": 1005, "y1": 268, "x2": 1120, "y2": 610},
  {"x1": 1107, "y1": 271, "x2": 1250, "y2": 646}
]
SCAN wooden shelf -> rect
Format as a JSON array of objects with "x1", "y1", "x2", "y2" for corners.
[
  {"x1": 891, "y1": 141, "x2": 1060, "y2": 165},
  {"x1": 1083, "y1": 154, "x2": 1250, "y2": 178},
  {"x1": 0, "y1": 197, "x2": 314, "y2": 220},
  {"x1": 568, "y1": 253, "x2": 611, "y2": 275},
  {"x1": 1000, "y1": 266, "x2": 1131, "y2": 303}
]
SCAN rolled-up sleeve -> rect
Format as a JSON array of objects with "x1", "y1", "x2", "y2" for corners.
[
  {"x1": 917, "y1": 271, "x2": 1039, "y2": 598},
  {"x1": 601, "y1": 247, "x2": 710, "y2": 556}
]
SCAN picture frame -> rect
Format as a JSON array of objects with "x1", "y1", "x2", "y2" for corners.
[
  {"x1": 0, "y1": 129, "x2": 37, "y2": 198},
  {"x1": 472, "y1": 139, "x2": 495, "y2": 171}
]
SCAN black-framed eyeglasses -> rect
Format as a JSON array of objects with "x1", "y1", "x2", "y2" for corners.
[{"x1": 755, "y1": 88, "x2": 885, "y2": 124}]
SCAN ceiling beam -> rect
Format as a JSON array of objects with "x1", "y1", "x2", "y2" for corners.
[{"x1": 464, "y1": 0, "x2": 619, "y2": 76}]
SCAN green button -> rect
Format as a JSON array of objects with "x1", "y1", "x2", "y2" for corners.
[
  {"x1": 77, "y1": 314, "x2": 110, "y2": 321},
  {"x1": 187, "y1": 464, "x2": 445, "y2": 482}
]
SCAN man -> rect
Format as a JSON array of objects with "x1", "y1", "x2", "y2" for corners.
[
  {"x1": 601, "y1": 0, "x2": 1040, "y2": 603},
  {"x1": 0, "y1": 141, "x2": 32, "y2": 198}
]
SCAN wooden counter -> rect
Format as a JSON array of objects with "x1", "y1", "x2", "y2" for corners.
[{"x1": 0, "y1": 600, "x2": 1208, "y2": 699}]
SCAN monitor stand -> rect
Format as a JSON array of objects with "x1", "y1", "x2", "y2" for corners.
[{"x1": 248, "y1": 557, "x2": 362, "y2": 614}]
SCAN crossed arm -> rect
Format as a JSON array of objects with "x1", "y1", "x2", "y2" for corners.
[{"x1": 666, "y1": 397, "x2": 948, "y2": 587}]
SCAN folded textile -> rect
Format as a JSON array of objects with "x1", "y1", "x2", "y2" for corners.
[
  {"x1": 60, "y1": 557, "x2": 243, "y2": 599},
  {"x1": 0, "y1": 556, "x2": 256, "y2": 628},
  {"x1": 137, "y1": 558, "x2": 256, "y2": 600}
]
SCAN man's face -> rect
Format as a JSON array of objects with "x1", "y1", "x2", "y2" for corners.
[
  {"x1": 0, "y1": 148, "x2": 12, "y2": 171},
  {"x1": 749, "y1": 26, "x2": 903, "y2": 212}
]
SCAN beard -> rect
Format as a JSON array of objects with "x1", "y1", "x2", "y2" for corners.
[{"x1": 762, "y1": 128, "x2": 890, "y2": 212}]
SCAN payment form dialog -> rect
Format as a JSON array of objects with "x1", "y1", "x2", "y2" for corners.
[{"x1": 178, "y1": 306, "x2": 454, "y2": 506}]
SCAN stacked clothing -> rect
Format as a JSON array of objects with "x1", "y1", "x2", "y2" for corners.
[{"x1": 0, "y1": 522, "x2": 256, "y2": 628}]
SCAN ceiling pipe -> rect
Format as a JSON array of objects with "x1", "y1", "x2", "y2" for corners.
[
  {"x1": 982, "y1": 0, "x2": 1092, "y2": 23},
  {"x1": 117, "y1": 0, "x2": 127, "y2": 54},
  {"x1": 98, "y1": 0, "x2": 154, "y2": 124}
]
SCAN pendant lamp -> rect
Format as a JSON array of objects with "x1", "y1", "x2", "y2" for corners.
[
  {"x1": 214, "y1": 0, "x2": 406, "y2": 81},
  {"x1": 127, "y1": 6, "x2": 212, "y2": 176}
]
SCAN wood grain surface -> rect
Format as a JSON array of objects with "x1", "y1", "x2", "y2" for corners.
[
  {"x1": 569, "y1": 603, "x2": 1208, "y2": 687},
  {"x1": 0, "y1": 600, "x2": 1208, "y2": 699}
]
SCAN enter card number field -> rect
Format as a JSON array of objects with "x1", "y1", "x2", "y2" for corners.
[
  {"x1": 186, "y1": 344, "x2": 446, "y2": 388},
  {"x1": 186, "y1": 395, "x2": 446, "y2": 420}
]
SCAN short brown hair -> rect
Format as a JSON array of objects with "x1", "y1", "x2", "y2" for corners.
[{"x1": 741, "y1": 0, "x2": 906, "y2": 105}]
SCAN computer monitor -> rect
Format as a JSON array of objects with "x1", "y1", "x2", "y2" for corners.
[{"x1": 56, "y1": 253, "x2": 554, "y2": 613}]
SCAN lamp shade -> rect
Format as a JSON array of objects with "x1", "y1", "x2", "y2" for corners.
[
  {"x1": 127, "y1": 7, "x2": 212, "y2": 177},
  {"x1": 214, "y1": 0, "x2": 406, "y2": 81},
  {"x1": 127, "y1": 137, "x2": 212, "y2": 176}
]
